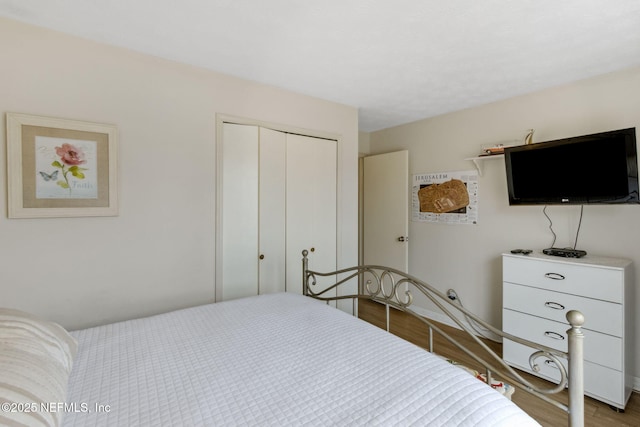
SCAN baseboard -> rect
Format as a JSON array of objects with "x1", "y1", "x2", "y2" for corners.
[{"x1": 634, "y1": 377, "x2": 640, "y2": 393}]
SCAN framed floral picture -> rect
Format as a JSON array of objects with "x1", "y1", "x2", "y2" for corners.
[{"x1": 6, "y1": 113, "x2": 118, "y2": 218}]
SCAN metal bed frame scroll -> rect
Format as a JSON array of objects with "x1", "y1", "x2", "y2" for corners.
[{"x1": 301, "y1": 250, "x2": 585, "y2": 427}]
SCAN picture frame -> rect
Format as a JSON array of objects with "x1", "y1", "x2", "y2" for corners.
[{"x1": 6, "y1": 113, "x2": 118, "y2": 218}]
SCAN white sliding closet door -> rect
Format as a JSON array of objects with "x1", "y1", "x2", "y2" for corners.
[
  {"x1": 286, "y1": 134, "x2": 337, "y2": 296},
  {"x1": 219, "y1": 122, "x2": 337, "y2": 301},
  {"x1": 221, "y1": 123, "x2": 259, "y2": 300},
  {"x1": 258, "y1": 128, "x2": 286, "y2": 294}
]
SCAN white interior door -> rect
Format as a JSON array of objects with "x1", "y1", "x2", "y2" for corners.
[
  {"x1": 363, "y1": 150, "x2": 409, "y2": 272},
  {"x1": 221, "y1": 123, "x2": 259, "y2": 300},
  {"x1": 258, "y1": 127, "x2": 286, "y2": 294},
  {"x1": 286, "y1": 134, "x2": 337, "y2": 296}
]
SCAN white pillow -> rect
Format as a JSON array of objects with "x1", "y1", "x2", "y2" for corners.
[{"x1": 0, "y1": 308, "x2": 78, "y2": 427}]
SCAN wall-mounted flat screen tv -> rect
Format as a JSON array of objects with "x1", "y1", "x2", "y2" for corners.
[{"x1": 504, "y1": 128, "x2": 639, "y2": 205}]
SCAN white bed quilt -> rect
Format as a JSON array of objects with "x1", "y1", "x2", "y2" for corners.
[{"x1": 64, "y1": 293, "x2": 540, "y2": 426}]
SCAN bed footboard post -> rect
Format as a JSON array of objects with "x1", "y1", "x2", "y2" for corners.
[
  {"x1": 302, "y1": 250, "x2": 309, "y2": 296},
  {"x1": 566, "y1": 310, "x2": 585, "y2": 427}
]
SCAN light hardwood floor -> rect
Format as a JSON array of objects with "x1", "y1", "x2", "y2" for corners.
[{"x1": 357, "y1": 299, "x2": 639, "y2": 427}]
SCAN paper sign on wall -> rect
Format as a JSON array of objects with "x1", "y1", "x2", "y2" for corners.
[{"x1": 412, "y1": 170, "x2": 478, "y2": 224}]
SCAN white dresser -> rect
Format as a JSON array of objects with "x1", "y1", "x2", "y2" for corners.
[{"x1": 502, "y1": 252, "x2": 634, "y2": 409}]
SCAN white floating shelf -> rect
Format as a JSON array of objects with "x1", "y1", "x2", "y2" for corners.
[{"x1": 465, "y1": 154, "x2": 504, "y2": 176}]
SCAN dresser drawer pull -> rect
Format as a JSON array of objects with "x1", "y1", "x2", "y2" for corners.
[
  {"x1": 544, "y1": 301, "x2": 565, "y2": 310},
  {"x1": 544, "y1": 272, "x2": 565, "y2": 280},
  {"x1": 544, "y1": 331, "x2": 565, "y2": 340}
]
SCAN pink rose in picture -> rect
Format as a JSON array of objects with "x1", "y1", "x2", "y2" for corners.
[
  {"x1": 40, "y1": 142, "x2": 89, "y2": 193},
  {"x1": 55, "y1": 143, "x2": 86, "y2": 166}
]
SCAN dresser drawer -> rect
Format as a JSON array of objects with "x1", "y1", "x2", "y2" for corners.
[
  {"x1": 503, "y1": 283, "x2": 622, "y2": 336},
  {"x1": 503, "y1": 256, "x2": 623, "y2": 303},
  {"x1": 503, "y1": 339, "x2": 623, "y2": 407},
  {"x1": 503, "y1": 309, "x2": 622, "y2": 370}
]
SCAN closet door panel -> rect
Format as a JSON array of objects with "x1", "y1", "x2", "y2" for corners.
[
  {"x1": 221, "y1": 123, "x2": 259, "y2": 300},
  {"x1": 258, "y1": 128, "x2": 287, "y2": 294},
  {"x1": 310, "y1": 137, "x2": 337, "y2": 278},
  {"x1": 286, "y1": 134, "x2": 337, "y2": 295},
  {"x1": 285, "y1": 136, "x2": 312, "y2": 293}
]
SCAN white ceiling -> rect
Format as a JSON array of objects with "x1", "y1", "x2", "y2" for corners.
[{"x1": 1, "y1": 0, "x2": 640, "y2": 132}]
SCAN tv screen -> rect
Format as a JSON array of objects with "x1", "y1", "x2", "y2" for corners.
[{"x1": 504, "y1": 128, "x2": 639, "y2": 205}]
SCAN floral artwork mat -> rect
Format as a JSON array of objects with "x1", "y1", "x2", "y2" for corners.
[{"x1": 6, "y1": 113, "x2": 118, "y2": 218}]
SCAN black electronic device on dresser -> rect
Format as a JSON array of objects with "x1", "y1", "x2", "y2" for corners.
[
  {"x1": 504, "y1": 128, "x2": 639, "y2": 205},
  {"x1": 542, "y1": 247, "x2": 587, "y2": 258}
]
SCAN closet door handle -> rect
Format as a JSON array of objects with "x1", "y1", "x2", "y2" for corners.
[
  {"x1": 259, "y1": 254, "x2": 265, "y2": 260},
  {"x1": 544, "y1": 301, "x2": 565, "y2": 310},
  {"x1": 544, "y1": 273, "x2": 565, "y2": 280},
  {"x1": 544, "y1": 331, "x2": 565, "y2": 341}
]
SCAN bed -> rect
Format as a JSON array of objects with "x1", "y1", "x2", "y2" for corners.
[{"x1": 0, "y1": 251, "x2": 585, "y2": 427}]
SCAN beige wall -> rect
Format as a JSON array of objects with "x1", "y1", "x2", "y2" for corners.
[
  {"x1": 358, "y1": 131, "x2": 371, "y2": 156},
  {"x1": 0, "y1": 17, "x2": 358, "y2": 329},
  {"x1": 368, "y1": 66, "x2": 640, "y2": 382}
]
